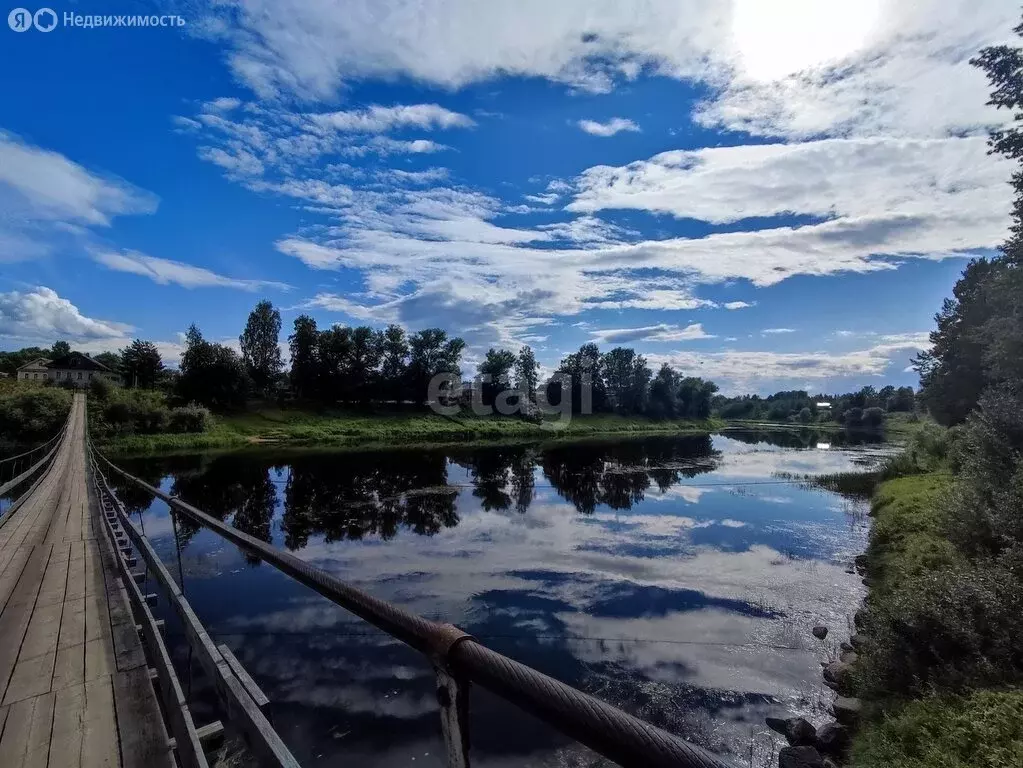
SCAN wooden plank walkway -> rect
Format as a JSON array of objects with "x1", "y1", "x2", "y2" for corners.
[{"x1": 0, "y1": 393, "x2": 173, "y2": 768}]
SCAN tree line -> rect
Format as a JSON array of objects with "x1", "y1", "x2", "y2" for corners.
[{"x1": 714, "y1": 384, "x2": 916, "y2": 426}]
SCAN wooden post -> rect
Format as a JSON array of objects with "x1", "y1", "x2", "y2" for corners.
[{"x1": 434, "y1": 666, "x2": 471, "y2": 768}]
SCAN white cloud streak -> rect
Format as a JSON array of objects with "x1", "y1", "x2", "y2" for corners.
[
  {"x1": 578, "y1": 117, "x2": 640, "y2": 137},
  {"x1": 91, "y1": 249, "x2": 292, "y2": 291}
]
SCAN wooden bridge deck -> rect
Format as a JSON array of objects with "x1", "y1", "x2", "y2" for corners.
[{"x1": 0, "y1": 393, "x2": 172, "y2": 768}]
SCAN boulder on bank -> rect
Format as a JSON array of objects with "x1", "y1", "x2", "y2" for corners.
[
  {"x1": 823, "y1": 661, "x2": 854, "y2": 694},
  {"x1": 812, "y1": 625, "x2": 828, "y2": 640},
  {"x1": 830, "y1": 696, "x2": 862, "y2": 725},
  {"x1": 766, "y1": 716, "x2": 817, "y2": 746},
  {"x1": 839, "y1": 648, "x2": 858, "y2": 665},
  {"x1": 849, "y1": 633, "x2": 866, "y2": 650},
  {"x1": 816, "y1": 721, "x2": 851, "y2": 757},
  {"x1": 779, "y1": 745, "x2": 825, "y2": 768}
]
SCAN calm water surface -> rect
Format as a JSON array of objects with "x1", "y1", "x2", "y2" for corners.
[{"x1": 112, "y1": 429, "x2": 886, "y2": 767}]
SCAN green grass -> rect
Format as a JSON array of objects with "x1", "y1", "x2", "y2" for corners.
[
  {"x1": 96, "y1": 405, "x2": 723, "y2": 455},
  {"x1": 852, "y1": 689, "x2": 1023, "y2": 768},
  {"x1": 866, "y1": 473, "x2": 960, "y2": 596}
]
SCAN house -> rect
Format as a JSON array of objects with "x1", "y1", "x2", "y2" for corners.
[
  {"x1": 16, "y1": 357, "x2": 52, "y2": 382},
  {"x1": 816, "y1": 402, "x2": 832, "y2": 410},
  {"x1": 17, "y1": 353, "x2": 120, "y2": 387},
  {"x1": 45, "y1": 352, "x2": 120, "y2": 387}
]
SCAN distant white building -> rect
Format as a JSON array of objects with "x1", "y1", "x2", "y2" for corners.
[
  {"x1": 816, "y1": 402, "x2": 832, "y2": 410},
  {"x1": 16, "y1": 357, "x2": 52, "y2": 382},
  {"x1": 17, "y1": 352, "x2": 120, "y2": 387}
]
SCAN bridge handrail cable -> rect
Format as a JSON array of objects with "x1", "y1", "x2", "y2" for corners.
[{"x1": 91, "y1": 442, "x2": 735, "y2": 768}]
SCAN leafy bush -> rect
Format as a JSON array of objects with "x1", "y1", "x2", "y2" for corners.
[
  {"x1": 0, "y1": 384, "x2": 72, "y2": 444},
  {"x1": 88, "y1": 376, "x2": 112, "y2": 401},
  {"x1": 858, "y1": 562, "x2": 1023, "y2": 700},
  {"x1": 852, "y1": 689, "x2": 1023, "y2": 768},
  {"x1": 167, "y1": 404, "x2": 212, "y2": 433},
  {"x1": 91, "y1": 389, "x2": 211, "y2": 438}
]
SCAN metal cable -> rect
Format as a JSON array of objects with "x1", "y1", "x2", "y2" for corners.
[{"x1": 92, "y1": 443, "x2": 737, "y2": 768}]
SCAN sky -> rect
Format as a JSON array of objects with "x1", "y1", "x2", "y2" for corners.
[{"x1": 0, "y1": 0, "x2": 1018, "y2": 394}]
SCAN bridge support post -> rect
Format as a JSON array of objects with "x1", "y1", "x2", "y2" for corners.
[{"x1": 434, "y1": 666, "x2": 471, "y2": 768}]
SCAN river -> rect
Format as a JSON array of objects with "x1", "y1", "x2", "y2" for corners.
[{"x1": 111, "y1": 428, "x2": 886, "y2": 767}]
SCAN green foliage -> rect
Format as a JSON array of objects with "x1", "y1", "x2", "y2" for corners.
[
  {"x1": 88, "y1": 376, "x2": 112, "y2": 401},
  {"x1": 852, "y1": 689, "x2": 1023, "y2": 768},
  {"x1": 178, "y1": 325, "x2": 249, "y2": 410},
  {"x1": 0, "y1": 382, "x2": 72, "y2": 443},
  {"x1": 0, "y1": 346, "x2": 48, "y2": 376},
  {"x1": 167, "y1": 404, "x2": 213, "y2": 433},
  {"x1": 514, "y1": 346, "x2": 539, "y2": 405},
  {"x1": 91, "y1": 351, "x2": 122, "y2": 373},
  {"x1": 239, "y1": 300, "x2": 283, "y2": 396},
  {"x1": 50, "y1": 340, "x2": 71, "y2": 358},
  {"x1": 91, "y1": 388, "x2": 211, "y2": 437},
  {"x1": 120, "y1": 339, "x2": 163, "y2": 388}
]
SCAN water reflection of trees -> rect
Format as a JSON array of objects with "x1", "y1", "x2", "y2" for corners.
[
  {"x1": 540, "y1": 436, "x2": 718, "y2": 514},
  {"x1": 281, "y1": 451, "x2": 458, "y2": 549},
  {"x1": 722, "y1": 427, "x2": 884, "y2": 448},
  {"x1": 117, "y1": 435, "x2": 721, "y2": 551}
]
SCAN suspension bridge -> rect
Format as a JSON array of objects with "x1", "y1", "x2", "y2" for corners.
[{"x1": 0, "y1": 393, "x2": 734, "y2": 768}]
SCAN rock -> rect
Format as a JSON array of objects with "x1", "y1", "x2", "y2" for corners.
[
  {"x1": 822, "y1": 759, "x2": 841, "y2": 768},
  {"x1": 839, "y1": 649, "x2": 858, "y2": 665},
  {"x1": 766, "y1": 716, "x2": 818, "y2": 746},
  {"x1": 812, "y1": 625, "x2": 829, "y2": 640},
  {"x1": 816, "y1": 721, "x2": 851, "y2": 757},
  {"x1": 823, "y1": 661, "x2": 855, "y2": 695},
  {"x1": 854, "y1": 554, "x2": 868, "y2": 573},
  {"x1": 839, "y1": 641, "x2": 854, "y2": 653},
  {"x1": 779, "y1": 745, "x2": 825, "y2": 768},
  {"x1": 853, "y1": 610, "x2": 866, "y2": 630},
  {"x1": 849, "y1": 633, "x2": 866, "y2": 650},
  {"x1": 830, "y1": 696, "x2": 863, "y2": 725}
]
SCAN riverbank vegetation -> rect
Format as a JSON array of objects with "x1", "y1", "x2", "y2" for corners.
[{"x1": 849, "y1": 23, "x2": 1023, "y2": 768}]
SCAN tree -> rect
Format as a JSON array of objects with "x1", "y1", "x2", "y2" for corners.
[
  {"x1": 478, "y1": 348, "x2": 517, "y2": 407},
  {"x1": 120, "y1": 340, "x2": 164, "y2": 388},
  {"x1": 240, "y1": 300, "x2": 283, "y2": 397},
  {"x1": 648, "y1": 364, "x2": 681, "y2": 419},
  {"x1": 600, "y1": 347, "x2": 651, "y2": 414},
  {"x1": 0, "y1": 347, "x2": 48, "y2": 376},
  {"x1": 179, "y1": 325, "x2": 249, "y2": 409},
  {"x1": 798, "y1": 406, "x2": 812, "y2": 424},
  {"x1": 92, "y1": 351, "x2": 123, "y2": 374},
  {"x1": 549, "y1": 343, "x2": 608, "y2": 413},
  {"x1": 380, "y1": 325, "x2": 410, "y2": 403},
  {"x1": 514, "y1": 346, "x2": 539, "y2": 404},
  {"x1": 407, "y1": 329, "x2": 465, "y2": 405},
  {"x1": 50, "y1": 341, "x2": 71, "y2": 358},
  {"x1": 288, "y1": 315, "x2": 319, "y2": 400}
]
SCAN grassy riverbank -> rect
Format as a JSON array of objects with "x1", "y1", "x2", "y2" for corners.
[
  {"x1": 849, "y1": 459, "x2": 1023, "y2": 766},
  {"x1": 96, "y1": 405, "x2": 723, "y2": 455}
]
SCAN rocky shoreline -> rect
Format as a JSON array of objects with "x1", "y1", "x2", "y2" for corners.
[{"x1": 765, "y1": 558, "x2": 869, "y2": 768}]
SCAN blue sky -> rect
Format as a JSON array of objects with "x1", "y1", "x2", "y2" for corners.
[{"x1": 0, "y1": 0, "x2": 1017, "y2": 393}]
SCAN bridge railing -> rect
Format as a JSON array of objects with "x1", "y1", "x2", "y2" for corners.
[
  {"x1": 91, "y1": 444, "x2": 735, "y2": 768},
  {"x1": 0, "y1": 407, "x2": 73, "y2": 506}
]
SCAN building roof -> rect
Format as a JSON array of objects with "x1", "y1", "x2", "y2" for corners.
[
  {"x1": 16, "y1": 357, "x2": 52, "y2": 371},
  {"x1": 46, "y1": 352, "x2": 113, "y2": 372}
]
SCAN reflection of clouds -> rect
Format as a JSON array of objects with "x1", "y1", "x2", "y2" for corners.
[
  {"x1": 646, "y1": 485, "x2": 712, "y2": 504},
  {"x1": 140, "y1": 436, "x2": 874, "y2": 765}
]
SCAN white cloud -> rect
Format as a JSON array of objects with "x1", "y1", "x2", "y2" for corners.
[
  {"x1": 578, "y1": 117, "x2": 641, "y2": 137},
  {"x1": 724, "y1": 301, "x2": 753, "y2": 310},
  {"x1": 568, "y1": 137, "x2": 1012, "y2": 229},
  {"x1": 590, "y1": 323, "x2": 715, "y2": 344},
  {"x1": 202, "y1": 97, "x2": 243, "y2": 113},
  {"x1": 197, "y1": 145, "x2": 265, "y2": 177},
  {"x1": 0, "y1": 131, "x2": 158, "y2": 261},
  {"x1": 203, "y1": 0, "x2": 1011, "y2": 143},
  {"x1": 0, "y1": 287, "x2": 133, "y2": 342},
  {"x1": 91, "y1": 249, "x2": 292, "y2": 291},
  {"x1": 650, "y1": 332, "x2": 930, "y2": 394},
  {"x1": 308, "y1": 104, "x2": 474, "y2": 133},
  {"x1": 761, "y1": 328, "x2": 796, "y2": 335}
]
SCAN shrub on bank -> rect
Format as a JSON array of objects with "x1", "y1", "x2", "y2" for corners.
[
  {"x1": 851, "y1": 689, "x2": 1023, "y2": 768},
  {"x1": 0, "y1": 383, "x2": 72, "y2": 444},
  {"x1": 90, "y1": 388, "x2": 211, "y2": 437}
]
